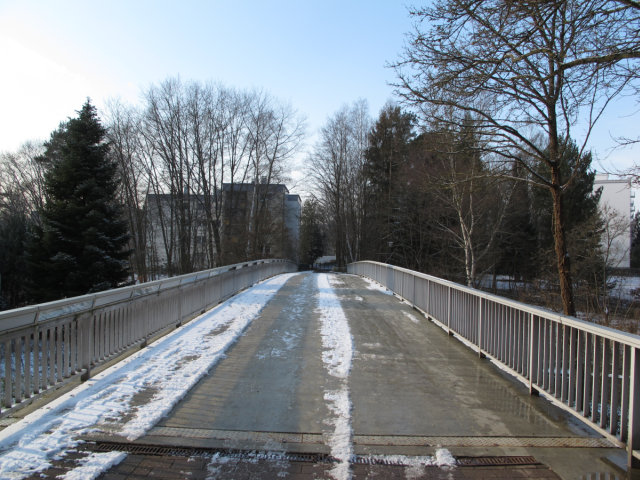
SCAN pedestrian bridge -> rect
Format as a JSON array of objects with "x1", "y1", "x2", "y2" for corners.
[{"x1": 0, "y1": 261, "x2": 638, "y2": 479}]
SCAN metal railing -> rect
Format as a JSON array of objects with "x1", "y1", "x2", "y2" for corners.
[
  {"x1": 0, "y1": 259, "x2": 296, "y2": 414},
  {"x1": 348, "y1": 260, "x2": 640, "y2": 469}
]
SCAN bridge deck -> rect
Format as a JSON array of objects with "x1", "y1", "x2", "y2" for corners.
[
  {"x1": 105, "y1": 272, "x2": 624, "y2": 479},
  {"x1": 0, "y1": 272, "x2": 631, "y2": 479}
]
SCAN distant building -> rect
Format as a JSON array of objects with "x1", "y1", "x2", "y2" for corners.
[
  {"x1": 285, "y1": 193, "x2": 302, "y2": 262},
  {"x1": 145, "y1": 184, "x2": 301, "y2": 273},
  {"x1": 145, "y1": 194, "x2": 211, "y2": 275},
  {"x1": 222, "y1": 183, "x2": 300, "y2": 264},
  {"x1": 594, "y1": 174, "x2": 634, "y2": 268}
]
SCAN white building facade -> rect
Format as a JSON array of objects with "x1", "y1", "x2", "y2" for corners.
[{"x1": 594, "y1": 174, "x2": 634, "y2": 268}]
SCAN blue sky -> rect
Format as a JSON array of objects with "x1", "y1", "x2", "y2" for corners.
[
  {"x1": 0, "y1": 0, "x2": 638, "y2": 176},
  {"x1": 0, "y1": 2, "x2": 410, "y2": 153}
]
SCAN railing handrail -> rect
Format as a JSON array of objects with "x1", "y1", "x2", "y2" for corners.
[
  {"x1": 357, "y1": 260, "x2": 640, "y2": 348},
  {"x1": 0, "y1": 259, "x2": 288, "y2": 334}
]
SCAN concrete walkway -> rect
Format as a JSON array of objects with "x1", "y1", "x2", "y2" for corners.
[{"x1": 75, "y1": 272, "x2": 629, "y2": 479}]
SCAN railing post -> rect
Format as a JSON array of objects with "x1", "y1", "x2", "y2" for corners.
[
  {"x1": 412, "y1": 273, "x2": 416, "y2": 307},
  {"x1": 447, "y1": 286, "x2": 452, "y2": 336},
  {"x1": 628, "y1": 347, "x2": 640, "y2": 469},
  {"x1": 78, "y1": 312, "x2": 93, "y2": 382},
  {"x1": 426, "y1": 279, "x2": 430, "y2": 316},
  {"x1": 529, "y1": 312, "x2": 538, "y2": 396},
  {"x1": 477, "y1": 297, "x2": 483, "y2": 357}
]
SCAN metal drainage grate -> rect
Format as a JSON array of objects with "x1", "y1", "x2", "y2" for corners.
[
  {"x1": 456, "y1": 456, "x2": 540, "y2": 467},
  {"x1": 86, "y1": 441, "x2": 330, "y2": 463},
  {"x1": 87, "y1": 441, "x2": 543, "y2": 469}
]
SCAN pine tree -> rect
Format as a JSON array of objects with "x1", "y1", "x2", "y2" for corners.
[{"x1": 27, "y1": 101, "x2": 130, "y2": 302}]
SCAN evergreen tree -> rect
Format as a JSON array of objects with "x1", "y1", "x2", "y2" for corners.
[
  {"x1": 531, "y1": 139, "x2": 601, "y2": 255},
  {"x1": 362, "y1": 104, "x2": 415, "y2": 262},
  {"x1": 0, "y1": 201, "x2": 30, "y2": 309},
  {"x1": 528, "y1": 138, "x2": 603, "y2": 301},
  {"x1": 27, "y1": 101, "x2": 130, "y2": 302},
  {"x1": 495, "y1": 161, "x2": 536, "y2": 282}
]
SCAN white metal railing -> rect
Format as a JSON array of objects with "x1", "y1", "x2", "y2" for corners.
[
  {"x1": 348, "y1": 260, "x2": 640, "y2": 469},
  {"x1": 0, "y1": 259, "x2": 296, "y2": 414}
]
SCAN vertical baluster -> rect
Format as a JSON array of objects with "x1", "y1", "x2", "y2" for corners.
[
  {"x1": 583, "y1": 333, "x2": 593, "y2": 417},
  {"x1": 537, "y1": 317, "x2": 544, "y2": 387},
  {"x1": 592, "y1": 337, "x2": 603, "y2": 424},
  {"x1": 477, "y1": 298, "x2": 483, "y2": 357},
  {"x1": 70, "y1": 318, "x2": 77, "y2": 374},
  {"x1": 544, "y1": 320, "x2": 552, "y2": 391},
  {"x1": 600, "y1": 339, "x2": 612, "y2": 430},
  {"x1": 117, "y1": 308, "x2": 123, "y2": 351},
  {"x1": 500, "y1": 305, "x2": 505, "y2": 362},
  {"x1": 24, "y1": 333, "x2": 31, "y2": 398},
  {"x1": 560, "y1": 325, "x2": 568, "y2": 401},
  {"x1": 495, "y1": 304, "x2": 500, "y2": 360},
  {"x1": 620, "y1": 344, "x2": 631, "y2": 442},
  {"x1": 523, "y1": 311, "x2": 530, "y2": 378},
  {"x1": 15, "y1": 337, "x2": 22, "y2": 404},
  {"x1": 628, "y1": 347, "x2": 640, "y2": 468},
  {"x1": 517, "y1": 311, "x2": 523, "y2": 373},
  {"x1": 576, "y1": 331, "x2": 585, "y2": 411},
  {"x1": 4, "y1": 339, "x2": 12, "y2": 407},
  {"x1": 34, "y1": 329, "x2": 41, "y2": 394},
  {"x1": 568, "y1": 328, "x2": 578, "y2": 408},
  {"x1": 56, "y1": 325, "x2": 63, "y2": 383},
  {"x1": 610, "y1": 341, "x2": 621, "y2": 437},
  {"x1": 99, "y1": 313, "x2": 105, "y2": 360},
  {"x1": 555, "y1": 324, "x2": 564, "y2": 397},
  {"x1": 506, "y1": 307, "x2": 512, "y2": 366},
  {"x1": 47, "y1": 327, "x2": 55, "y2": 387},
  {"x1": 527, "y1": 313, "x2": 538, "y2": 388},
  {"x1": 446, "y1": 287, "x2": 451, "y2": 335}
]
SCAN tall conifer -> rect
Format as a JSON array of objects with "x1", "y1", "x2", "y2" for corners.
[{"x1": 28, "y1": 101, "x2": 130, "y2": 302}]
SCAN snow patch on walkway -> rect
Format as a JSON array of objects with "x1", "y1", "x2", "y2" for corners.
[
  {"x1": 363, "y1": 450, "x2": 456, "y2": 479},
  {"x1": 402, "y1": 311, "x2": 420, "y2": 324},
  {"x1": 0, "y1": 273, "x2": 297, "y2": 480},
  {"x1": 360, "y1": 276, "x2": 393, "y2": 295},
  {"x1": 316, "y1": 273, "x2": 354, "y2": 480}
]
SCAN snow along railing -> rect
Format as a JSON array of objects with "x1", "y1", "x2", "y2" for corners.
[
  {"x1": 348, "y1": 260, "x2": 640, "y2": 469},
  {"x1": 0, "y1": 259, "x2": 296, "y2": 415}
]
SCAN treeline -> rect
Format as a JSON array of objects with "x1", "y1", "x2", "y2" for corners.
[
  {"x1": 0, "y1": 78, "x2": 304, "y2": 309},
  {"x1": 302, "y1": 101, "x2": 631, "y2": 319}
]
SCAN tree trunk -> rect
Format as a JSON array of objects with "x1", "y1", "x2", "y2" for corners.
[{"x1": 550, "y1": 167, "x2": 576, "y2": 316}]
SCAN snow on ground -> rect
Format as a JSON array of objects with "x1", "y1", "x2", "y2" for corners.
[
  {"x1": 0, "y1": 273, "x2": 297, "y2": 480},
  {"x1": 609, "y1": 276, "x2": 640, "y2": 301},
  {"x1": 316, "y1": 273, "x2": 354, "y2": 480},
  {"x1": 359, "y1": 276, "x2": 393, "y2": 295},
  {"x1": 364, "y1": 450, "x2": 457, "y2": 479},
  {"x1": 402, "y1": 311, "x2": 420, "y2": 324}
]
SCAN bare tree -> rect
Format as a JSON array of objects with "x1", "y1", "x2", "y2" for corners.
[
  {"x1": 309, "y1": 101, "x2": 371, "y2": 267},
  {"x1": 106, "y1": 78, "x2": 304, "y2": 274},
  {"x1": 104, "y1": 100, "x2": 151, "y2": 282},
  {"x1": 428, "y1": 140, "x2": 513, "y2": 287},
  {"x1": 394, "y1": 0, "x2": 640, "y2": 315},
  {"x1": 244, "y1": 91, "x2": 305, "y2": 260},
  {"x1": 0, "y1": 141, "x2": 47, "y2": 218}
]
